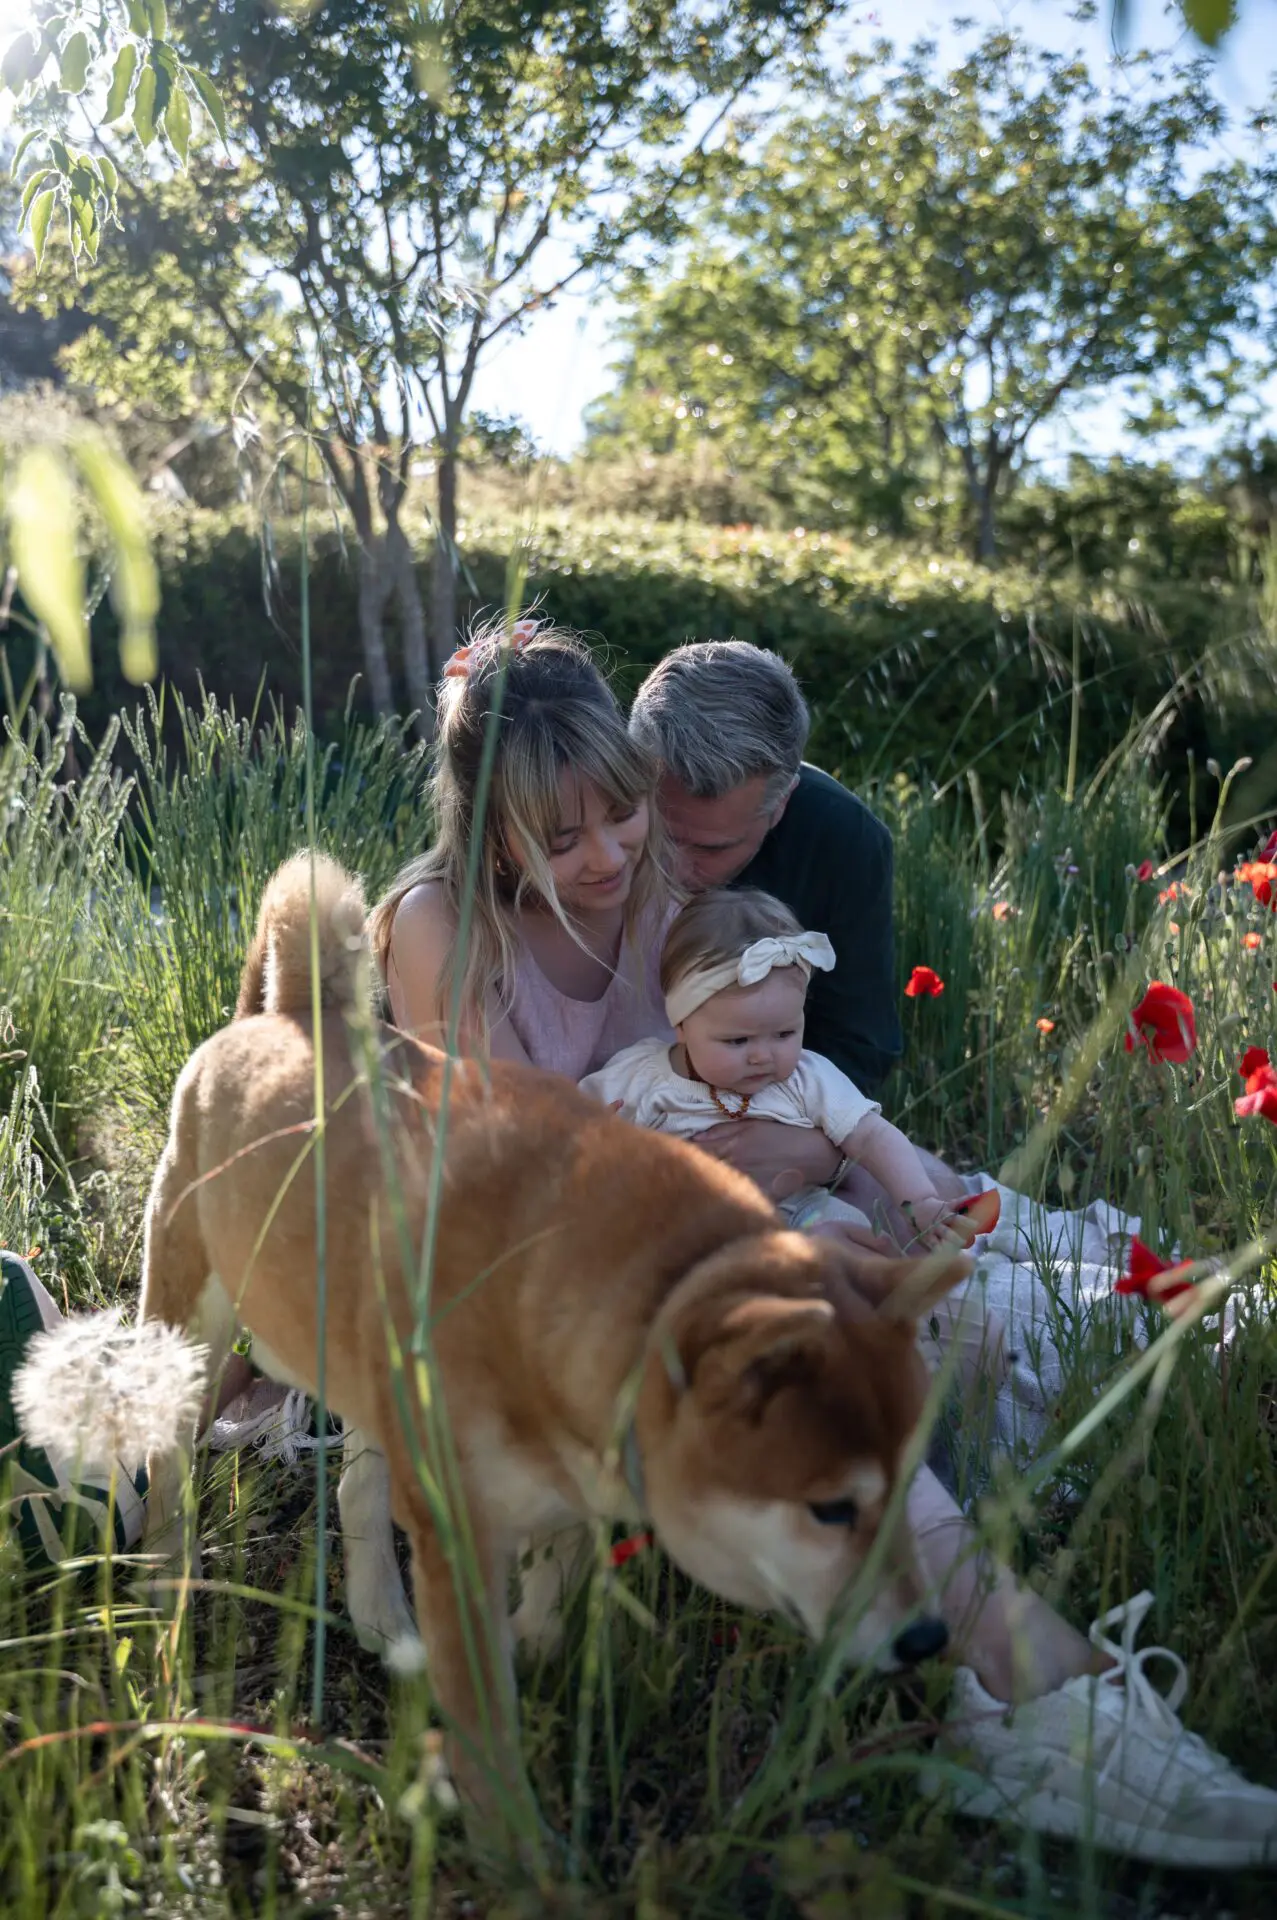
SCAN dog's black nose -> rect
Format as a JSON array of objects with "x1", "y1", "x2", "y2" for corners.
[{"x1": 893, "y1": 1616, "x2": 949, "y2": 1665}]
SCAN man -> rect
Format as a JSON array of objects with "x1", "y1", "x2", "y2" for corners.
[{"x1": 630, "y1": 639, "x2": 961, "y2": 1231}]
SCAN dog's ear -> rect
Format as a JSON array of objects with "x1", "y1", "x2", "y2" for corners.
[
  {"x1": 875, "y1": 1248, "x2": 972, "y2": 1326},
  {"x1": 684, "y1": 1295, "x2": 836, "y2": 1413}
]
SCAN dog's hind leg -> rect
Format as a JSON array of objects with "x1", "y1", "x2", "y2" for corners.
[{"x1": 338, "y1": 1427, "x2": 420, "y2": 1657}]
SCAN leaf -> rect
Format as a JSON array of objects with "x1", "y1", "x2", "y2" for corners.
[
  {"x1": 97, "y1": 153, "x2": 119, "y2": 201},
  {"x1": 71, "y1": 189, "x2": 99, "y2": 262},
  {"x1": 9, "y1": 126, "x2": 44, "y2": 176},
  {"x1": 125, "y1": 0, "x2": 148, "y2": 33},
  {"x1": 165, "y1": 78, "x2": 191, "y2": 164},
  {"x1": 73, "y1": 431, "x2": 159, "y2": 686},
  {"x1": 104, "y1": 41, "x2": 138, "y2": 123},
  {"x1": 58, "y1": 28, "x2": 90, "y2": 93},
  {"x1": 184, "y1": 65, "x2": 227, "y2": 143},
  {"x1": 29, "y1": 186, "x2": 56, "y2": 269},
  {"x1": 1181, "y1": 0, "x2": 1236, "y2": 46},
  {"x1": 5, "y1": 444, "x2": 91, "y2": 691},
  {"x1": 132, "y1": 62, "x2": 158, "y2": 147},
  {"x1": 20, "y1": 167, "x2": 53, "y2": 222},
  {"x1": 146, "y1": 0, "x2": 169, "y2": 40},
  {"x1": 1, "y1": 31, "x2": 39, "y2": 92}
]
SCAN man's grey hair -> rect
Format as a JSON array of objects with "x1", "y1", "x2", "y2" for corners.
[{"x1": 630, "y1": 641, "x2": 810, "y2": 805}]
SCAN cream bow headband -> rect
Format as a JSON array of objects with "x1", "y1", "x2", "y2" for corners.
[{"x1": 664, "y1": 931, "x2": 836, "y2": 1028}]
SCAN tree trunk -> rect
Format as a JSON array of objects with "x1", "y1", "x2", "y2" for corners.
[
  {"x1": 975, "y1": 480, "x2": 998, "y2": 563},
  {"x1": 970, "y1": 447, "x2": 1003, "y2": 564},
  {"x1": 355, "y1": 537, "x2": 396, "y2": 718},
  {"x1": 387, "y1": 508, "x2": 435, "y2": 738},
  {"x1": 431, "y1": 442, "x2": 461, "y2": 674}
]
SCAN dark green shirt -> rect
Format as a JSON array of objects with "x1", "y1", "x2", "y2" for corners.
[{"x1": 734, "y1": 764, "x2": 902, "y2": 1093}]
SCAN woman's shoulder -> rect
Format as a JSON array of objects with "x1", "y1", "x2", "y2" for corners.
[
  {"x1": 384, "y1": 880, "x2": 459, "y2": 993},
  {"x1": 391, "y1": 879, "x2": 455, "y2": 941}
]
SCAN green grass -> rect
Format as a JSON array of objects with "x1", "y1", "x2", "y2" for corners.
[{"x1": 2, "y1": 690, "x2": 1277, "y2": 1917}]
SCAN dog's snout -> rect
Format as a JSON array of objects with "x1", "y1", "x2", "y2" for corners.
[{"x1": 892, "y1": 1616, "x2": 949, "y2": 1666}]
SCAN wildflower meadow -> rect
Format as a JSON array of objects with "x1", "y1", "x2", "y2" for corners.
[
  {"x1": 1, "y1": 669, "x2": 1276, "y2": 1917},
  {"x1": 2, "y1": 0, "x2": 1277, "y2": 1912}
]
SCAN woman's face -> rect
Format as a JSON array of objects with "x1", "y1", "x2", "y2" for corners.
[{"x1": 510, "y1": 770, "x2": 651, "y2": 916}]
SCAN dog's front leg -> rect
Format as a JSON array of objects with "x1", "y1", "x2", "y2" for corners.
[
  {"x1": 511, "y1": 1523, "x2": 591, "y2": 1663},
  {"x1": 405, "y1": 1501, "x2": 544, "y2": 1865},
  {"x1": 339, "y1": 1427, "x2": 420, "y2": 1657}
]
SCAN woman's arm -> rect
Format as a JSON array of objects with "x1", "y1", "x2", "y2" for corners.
[
  {"x1": 695, "y1": 1117, "x2": 841, "y2": 1191},
  {"x1": 385, "y1": 883, "x2": 533, "y2": 1065}
]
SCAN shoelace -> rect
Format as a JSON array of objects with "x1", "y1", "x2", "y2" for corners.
[
  {"x1": 255, "y1": 1390, "x2": 341, "y2": 1466},
  {"x1": 1088, "y1": 1590, "x2": 1245, "y2": 1783}
]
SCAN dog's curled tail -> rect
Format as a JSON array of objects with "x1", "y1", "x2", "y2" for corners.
[{"x1": 235, "y1": 851, "x2": 369, "y2": 1021}]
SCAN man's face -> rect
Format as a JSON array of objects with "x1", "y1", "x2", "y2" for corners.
[{"x1": 658, "y1": 773, "x2": 791, "y2": 890}]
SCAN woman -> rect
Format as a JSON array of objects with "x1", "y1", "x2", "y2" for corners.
[{"x1": 369, "y1": 618, "x2": 675, "y2": 1079}]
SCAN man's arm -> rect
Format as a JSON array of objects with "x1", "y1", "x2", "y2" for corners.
[{"x1": 803, "y1": 816, "x2": 903, "y2": 1093}]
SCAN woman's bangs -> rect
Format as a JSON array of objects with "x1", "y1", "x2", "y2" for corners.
[{"x1": 562, "y1": 715, "x2": 652, "y2": 817}]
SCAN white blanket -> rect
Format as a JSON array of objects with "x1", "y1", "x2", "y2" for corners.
[{"x1": 928, "y1": 1175, "x2": 1147, "y2": 1474}]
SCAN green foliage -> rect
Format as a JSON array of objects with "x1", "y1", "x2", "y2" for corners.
[
  {"x1": 0, "y1": 390, "x2": 160, "y2": 691},
  {"x1": 105, "y1": 685, "x2": 431, "y2": 1125},
  {"x1": 1, "y1": 2, "x2": 225, "y2": 269},
  {"x1": 0, "y1": 699, "x2": 132, "y2": 1153},
  {"x1": 16, "y1": 0, "x2": 839, "y2": 715},
  {"x1": 590, "y1": 28, "x2": 1277, "y2": 557},
  {"x1": 64, "y1": 506, "x2": 1277, "y2": 839}
]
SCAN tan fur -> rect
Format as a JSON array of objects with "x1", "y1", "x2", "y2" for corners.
[
  {"x1": 234, "y1": 850, "x2": 368, "y2": 1020},
  {"x1": 141, "y1": 852, "x2": 968, "y2": 1853}
]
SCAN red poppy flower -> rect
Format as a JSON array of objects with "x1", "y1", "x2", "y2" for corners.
[
  {"x1": 1239, "y1": 1046, "x2": 1271, "y2": 1079},
  {"x1": 1115, "y1": 1236, "x2": 1194, "y2": 1305},
  {"x1": 1236, "y1": 861, "x2": 1277, "y2": 910},
  {"x1": 1235, "y1": 1063, "x2": 1277, "y2": 1125},
  {"x1": 1158, "y1": 882, "x2": 1189, "y2": 907},
  {"x1": 905, "y1": 965, "x2": 945, "y2": 999},
  {"x1": 1124, "y1": 982, "x2": 1197, "y2": 1064},
  {"x1": 992, "y1": 900, "x2": 1015, "y2": 922},
  {"x1": 1262, "y1": 829, "x2": 1277, "y2": 863},
  {"x1": 1136, "y1": 860, "x2": 1155, "y2": 883},
  {"x1": 610, "y1": 1531, "x2": 653, "y2": 1568},
  {"x1": 1243, "y1": 933, "x2": 1264, "y2": 951},
  {"x1": 1036, "y1": 1017, "x2": 1056, "y2": 1034}
]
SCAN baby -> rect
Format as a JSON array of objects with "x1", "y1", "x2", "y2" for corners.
[{"x1": 582, "y1": 888, "x2": 955, "y2": 1250}]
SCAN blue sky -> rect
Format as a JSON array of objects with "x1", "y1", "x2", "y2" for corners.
[{"x1": 468, "y1": 0, "x2": 1277, "y2": 468}]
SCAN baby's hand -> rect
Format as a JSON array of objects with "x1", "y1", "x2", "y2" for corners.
[{"x1": 903, "y1": 1194, "x2": 959, "y2": 1251}]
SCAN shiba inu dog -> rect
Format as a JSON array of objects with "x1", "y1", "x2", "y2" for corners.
[{"x1": 140, "y1": 853, "x2": 966, "y2": 1847}]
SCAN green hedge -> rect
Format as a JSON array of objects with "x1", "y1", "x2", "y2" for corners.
[{"x1": 47, "y1": 506, "x2": 1277, "y2": 814}]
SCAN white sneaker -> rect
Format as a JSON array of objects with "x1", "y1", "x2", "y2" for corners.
[{"x1": 927, "y1": 1592, "x2": 1277, "y2": 1869}]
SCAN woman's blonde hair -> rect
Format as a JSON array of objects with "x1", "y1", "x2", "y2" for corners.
[
  {"x1": 658, "y1": 888, "x2": 805, "y2": 999},
  {"x1": 369, "y1": 618, "x2": 668, "y2": 1036}
]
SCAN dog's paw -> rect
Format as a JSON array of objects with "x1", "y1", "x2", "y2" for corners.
[
  {"x1": 385, "y1": 1630, "x2": 428, "y2": 1676},
  {"x1": 510, "y1": 1600, "x2": 567, "y2": 1667},
  {"x1": 347, "y1": 1572, "x2": 420, "y2": 1659}
]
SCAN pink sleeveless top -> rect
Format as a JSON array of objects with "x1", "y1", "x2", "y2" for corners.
[{"x1": 503, "y1": 901, "x2": 676, "y2": 1082}]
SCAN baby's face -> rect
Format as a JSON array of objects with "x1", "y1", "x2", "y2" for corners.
[{"x1": 680, "y1": 967, "x2": 807, "y2": 1094}]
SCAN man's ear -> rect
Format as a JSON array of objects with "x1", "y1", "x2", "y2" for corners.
[{"x1": 768, "y1": 773, "x2": 800, "y2": 829}]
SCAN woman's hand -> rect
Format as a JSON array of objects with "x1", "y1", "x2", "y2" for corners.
[{"x1": 695, "y1": 1119, "x2": 841, "y2": 1191}]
